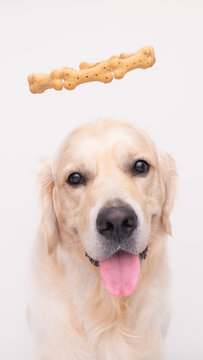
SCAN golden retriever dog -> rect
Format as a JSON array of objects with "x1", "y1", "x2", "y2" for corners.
[{"x1": 29, "y1": 119, "x2": 176, "y2": 360}]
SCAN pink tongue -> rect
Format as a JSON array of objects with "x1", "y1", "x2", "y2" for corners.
[{"x1": 100, "y1": 252, "x2": 141, "y2": 296}]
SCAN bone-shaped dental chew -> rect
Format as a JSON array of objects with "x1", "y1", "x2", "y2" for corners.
[{"x1": 28, "y1": 46, "x2": 155, "y2": 94}]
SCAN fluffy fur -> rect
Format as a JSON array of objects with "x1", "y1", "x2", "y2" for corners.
[{"x1": 29, "y1": 119, "x2": 176, "y2": 360}]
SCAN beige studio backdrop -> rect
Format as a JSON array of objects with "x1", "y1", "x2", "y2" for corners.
[{"x1": 0, "y1": 0, "x2": 203, "y2": 359}]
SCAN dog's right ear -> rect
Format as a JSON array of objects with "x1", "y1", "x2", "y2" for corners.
[{"x1": 38, "y1": 160, "x2": 60, "y2": 255}]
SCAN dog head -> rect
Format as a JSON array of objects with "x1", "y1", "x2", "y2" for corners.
[{"x1": 38, "y1": 119, "x2": 176, "y2": 295}]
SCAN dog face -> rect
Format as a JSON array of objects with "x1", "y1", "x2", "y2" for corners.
[{"x1": 39, "y1": 119, "x2": 176, "y2": 264}]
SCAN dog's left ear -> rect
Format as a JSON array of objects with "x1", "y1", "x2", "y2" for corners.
[{"x1": 158, "y1": 151, "x2": 177, "y2": 235}]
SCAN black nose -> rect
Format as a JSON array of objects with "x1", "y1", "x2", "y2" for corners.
[{"x1": 96, "y1": 206, "x2": 138, "y2": 242}]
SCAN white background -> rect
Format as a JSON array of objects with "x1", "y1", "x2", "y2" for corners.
[{"x1": 0, "y1": 0, "x2": 203, "y2": 359}]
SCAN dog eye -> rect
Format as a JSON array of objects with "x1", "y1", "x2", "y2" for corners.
[
  {"x1": 132, "y1": 160, "x2": 150, "y2": 175},
  {"x1": 67, "y1": 172, "x2": 84, "y2": 185}
]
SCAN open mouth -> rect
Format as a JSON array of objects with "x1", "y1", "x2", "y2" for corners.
[{"x1": 85, "y1": 246, "x2": 148, "y2": 297}]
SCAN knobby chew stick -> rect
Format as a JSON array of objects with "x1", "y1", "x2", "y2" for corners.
[{"x1": 28, "y1": 46, "x2": 155, "y2": 94}]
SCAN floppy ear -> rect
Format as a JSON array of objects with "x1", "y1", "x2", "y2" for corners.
[
  {"x1": 158, "y1": 151, "x2": 177, "y2": 235},
  {"x1": 38, "y1": 160, "x2": 60, "y2": 254}
]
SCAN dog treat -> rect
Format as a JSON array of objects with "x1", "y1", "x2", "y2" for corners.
[
  {"x1": 28, "y1": 70, "x2": 63, "y2": 94},
  {"x1": 28, "y1": 46, "x2": 155, "y2": 94},
  {"x1": 62, "y1": 60, "x2": 113, "y2": 90}
]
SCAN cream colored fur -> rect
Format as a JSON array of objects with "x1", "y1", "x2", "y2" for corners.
[{"x1": 29, "y1": 119, "x2": 176, "y2": 360}]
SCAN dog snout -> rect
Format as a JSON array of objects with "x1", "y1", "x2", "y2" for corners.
[{"x1": 96, "y1": 205, "x2": 137, "y2": 242}]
